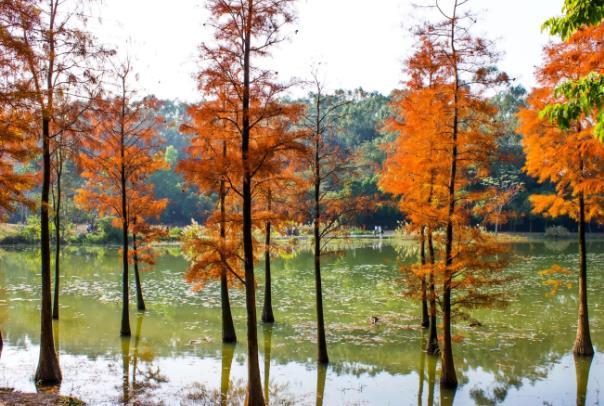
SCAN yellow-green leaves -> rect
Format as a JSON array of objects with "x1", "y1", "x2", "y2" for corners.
[{"x1": 540, "y1": 72, "x2": 604, "y2": 143}]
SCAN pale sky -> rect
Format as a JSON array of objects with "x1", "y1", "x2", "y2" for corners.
[{"x1": 89, "y1": 0, "x2": 565, "y2": 102}]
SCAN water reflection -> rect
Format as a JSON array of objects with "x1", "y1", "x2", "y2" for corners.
[
  {"x1": 426, "y1": 354, "x2": 437, "y2": 406},
  {"x1": 316, "y1": 364, "x2": 327, "y2": 406},
  {"x1": 440, "y1": 386, "x2": 456, "y2": 406},
  {"x1": 131, "y1": 314, "x2": 143, "y2": 395},
  {"x1": 220, "y1": 343, "x2": 235, "y2": 405},
  {"x1": 574, "y1": 354, "x2": 593, "y2": 406},
  {"x1": 262, "y1": 324, "x2": 272, "y2": 403},
  {"x1": 53, "y1": 320, "x2": 60, "y2": 352},
  {"x1": 417, "y1": 334, "x2": 426, "y2": 405},
  {"x1": 120, "y1": 336, "x2": 131, "y2": 403}
]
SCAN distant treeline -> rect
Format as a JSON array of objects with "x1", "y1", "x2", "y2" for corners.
[{"x1": 7, "y1": 86, "x2": 602, "y2": 234}]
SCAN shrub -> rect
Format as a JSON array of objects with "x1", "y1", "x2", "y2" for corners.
[{"x1": 544, "y1": 225, "x2": 572, "y2": 239}]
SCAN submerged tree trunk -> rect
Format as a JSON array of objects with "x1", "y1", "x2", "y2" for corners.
[
  {"x1": 242, "y1": 2, "x2": 264, "y2": 403},
  {"x1": 219, "y1": 142, "x2": 236, "y2": 343},
  {"x1": 52, "y1": 161, "x2": 62, "y2": 320},
  {"x1": 573, "y1": 194, "x2": 593, "y2": 356},
  {"x1": 35, "y1": 116, "x2": 62, "y2": 385},
  {"x1": 314, "y1": 120, "x2": 329, "y2": 365},
  {"x1": 132, "y1": 232, "x2": 146, "y2": 311},
  {"x1": 420, "y1": 227, "x2": 429, "y2": 328},
  {"x1": 426, "y1": 230, "x2": 439, "y2": 355},
  {"x1": 262, "y1": 189, "x2": 275, "y2": 323}
]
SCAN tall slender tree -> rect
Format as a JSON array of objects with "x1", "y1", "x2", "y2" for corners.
[
  {"x1": 180, "y1": 97, "x2": 242, "y2": 343},
  {"x1": 416, "y1": 0, "x2": 509, "y2": 388},
  {"x1": 17, "y1": 0, "x2": 111, "y2": 384},
  {"x1": 76, "y1": 62, "x2": 164, "y2": 337},
  {"x1": 128, "y1": 188, "x2": 168, "y2": 311},
  {"x1": 380, "y1": 36, "x2": 450, "y2": 348},
  {"x1": 518, "y1": 22, "x2": 604, "y2": 357},
  {"x1": 300, "y1": 75, "x2": 359, "y2": 365},
  {"x1": 196, "y1": 2, "x2": 297, "y2": 402}
]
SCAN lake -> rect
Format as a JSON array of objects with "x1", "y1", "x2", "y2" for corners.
[{"x1": 0, "y1": 239, "x2": 602, "y2": 405}]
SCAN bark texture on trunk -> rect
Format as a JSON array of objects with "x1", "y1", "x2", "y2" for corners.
[
  {"x1": 35, "y1": 116, "x2": 62, "y2": 385},
  {"x1": 573, "y1": 194, "x2": 593, "y2": 356}
]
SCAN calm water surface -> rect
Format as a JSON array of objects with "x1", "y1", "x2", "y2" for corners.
[{"x1": 0, "y1": 240, "x2": 602, "y2": 405}]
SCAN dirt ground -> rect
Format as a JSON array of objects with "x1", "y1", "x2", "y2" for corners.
[{"x1": 0, "y1": 388, "x2": 84, "y2": 405}]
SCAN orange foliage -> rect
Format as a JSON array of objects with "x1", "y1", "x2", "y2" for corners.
[
  {"x1": 75, "y1": 82, "x2": 167, "y2": 236},
  {"x1": 0, "y1": 110, "x2": 36, "y2": 218},
  {"x1": 381, "y1": 21, "x2": 511, "y2": 314},
  {"x1": 178, "y1": 90, "x2": 306, "y2": 289}
]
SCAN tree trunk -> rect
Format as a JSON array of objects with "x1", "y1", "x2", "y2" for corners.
[
  {"x1": 440, "y1": 11, "x2": 460, "y2": 388},
  {"x1": 440, "y1": 283, "x2": 456, "y2": 388},
  {"x1": 573, "y1": 194, "x2": 593, "y2": 356},
  {"x1": 221, "y1": 343, "x2": 236, "y2": 406},
  {"x1": 420, "y1": 227, "x2": 429, "y2": 328},
  {"x1": 120, "y1": 88, "x2": 131, "y2": 337},
  {"x1": 262, "y1": 324, "x2": 272, "y2": 402},
  {"x1": 132, "y1": 233, "x2": 146, "y2": 311},
  {"x1": 262, "y1": 190, "x2": 274, "y2": 323},
  {"x1": 220, "y1": 143, "x2": 236, "y2": 343},
  {"x1": 242, "y1": 2, "x2": 264, "y2": 403},
  {"x1": 426, "y1": 230, "x2": 439, "y2": 355},
  {"x1": 35, "y1": 116, "x2": 62, "y2": 385},
  {"x1": 574, "y1": 353, "x2": 593, "y2": 406},
  {"x1": 52, "y1": 165, "x2": 62, "y2": 320},
  {"x1": 314, "y1": 127, "x2": 329, "y2": 365}
]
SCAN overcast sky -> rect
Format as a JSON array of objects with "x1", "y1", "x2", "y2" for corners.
[{"x1": 90, "y1": 0, "x2": 565, "y2": 102}]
